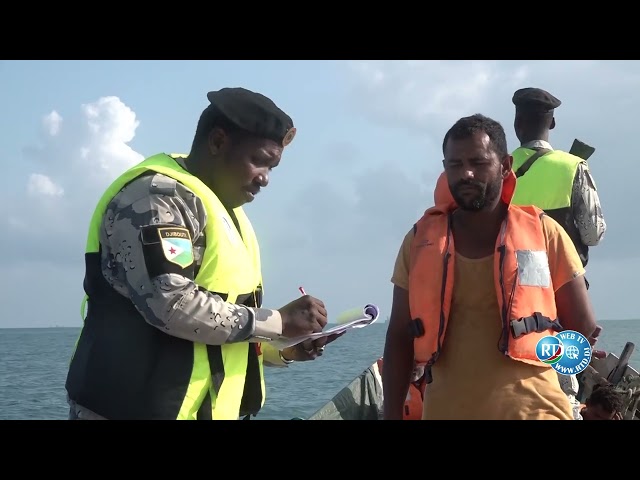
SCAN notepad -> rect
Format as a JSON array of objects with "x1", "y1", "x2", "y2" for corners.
[{"x1": 270, "y1": 304, "x2": 380, "y2": 350}]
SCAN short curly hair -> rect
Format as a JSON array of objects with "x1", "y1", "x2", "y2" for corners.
[
  {"x1": 587, "y1": 384, "x2": 624, "y2": 414},
  {"x1": 442, "y1": 113, "x2": 509, "y2": 159}
]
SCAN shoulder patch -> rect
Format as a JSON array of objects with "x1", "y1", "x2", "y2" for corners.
[{"x1": 158, "y1": 226, "x2": 194, "y2": 268}]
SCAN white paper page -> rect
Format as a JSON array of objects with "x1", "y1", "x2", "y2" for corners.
[{"x1": 270, "y1": 304, "x2": 379, "y2": 350}]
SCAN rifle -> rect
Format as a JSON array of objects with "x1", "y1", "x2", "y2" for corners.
[{"x1": 569, "y1": 138, "x2": 595, "y2": 161}]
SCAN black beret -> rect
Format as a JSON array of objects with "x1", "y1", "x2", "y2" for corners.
[
  {"x1": 512, "y1": 87, "x2": 561, "y2": 113},
  {"x1": 207, "y1": 87, "x2": 296, "y2": 147}
]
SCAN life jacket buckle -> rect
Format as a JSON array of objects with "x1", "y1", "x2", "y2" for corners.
[
  {"x1": 510, "y1": 318, "x2": 528, "y2": 338},
  {"x1": 510, "y1": 312, "x2": 562, "y2": 339}
]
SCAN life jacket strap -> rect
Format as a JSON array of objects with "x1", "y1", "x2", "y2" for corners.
[{"x1": 510, "y1": 312, "x2": 562, "y2": 338}]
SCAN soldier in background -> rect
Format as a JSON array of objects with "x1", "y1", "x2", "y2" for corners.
[{"x1": 510, "y1": 87, "x2": 607, "y2": 273}]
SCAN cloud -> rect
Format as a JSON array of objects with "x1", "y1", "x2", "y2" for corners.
[
  {"x1": 81, "y1": 96, "x2": 143, "y2": 178},
  {"x1": 27, "y1": 173, "x2": 64, "y2": 198},
  {"x1": 5, "y1": 96, "x2": 144, "y2": 266},
  {"x1": 43, "y1": 111, "x2": 62, "y2": 137},
  {"x1": 6, "y1": 62, "x2": 638, "y2": 331},
  {"x1": 175, "y1": 60, "x2": 639, "y2": 323},
  {"x1": 345, "y1": 60, "x2": 640, "y2": 143},
  {"x1": 344, "y1": 60, "x2": 640, "y2": 266},
  {"x1": 0, "y1": 96, "x2": 146, "y2": 328},
  {"x1": 345, "y1": 60, "x2": 529, "y2": 137}
]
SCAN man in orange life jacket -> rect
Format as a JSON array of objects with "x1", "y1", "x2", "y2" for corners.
[{"x1": 382, "y1": 113, "x2": 597, "y2": 420}]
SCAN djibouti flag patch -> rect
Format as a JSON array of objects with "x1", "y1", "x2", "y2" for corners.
[{"x1": 157, "y1": 227, "x2": 194, "y2": 268}]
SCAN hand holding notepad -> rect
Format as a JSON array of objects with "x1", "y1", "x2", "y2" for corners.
[{"x1": 271, "y1": 303, "x2": 379, "y2": 350}]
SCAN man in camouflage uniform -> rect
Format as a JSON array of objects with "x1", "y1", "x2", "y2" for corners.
[{"x1": 66, "y1": 87, "x2": 343, "y2": 420}]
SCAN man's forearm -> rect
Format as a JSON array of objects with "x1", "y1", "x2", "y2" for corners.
[{"x1": 382, "y1": 337, "x2": 414, "y2": 420}]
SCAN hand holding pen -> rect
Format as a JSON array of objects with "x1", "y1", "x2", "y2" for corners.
[{"x1": 276, "y1": 286, "x2": 327, "y2": 339}]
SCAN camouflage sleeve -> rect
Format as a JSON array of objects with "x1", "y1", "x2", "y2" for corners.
[
  {"x1": 571, "y1": 162, "x2": 607, "y2": 247},
  {"x1": 99, "y1": 172, "x2": 284, "y2": 345}
]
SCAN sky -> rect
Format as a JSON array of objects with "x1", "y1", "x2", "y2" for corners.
[{"x1": 1, "y1": 59, "x2": 638, "y2": 328}]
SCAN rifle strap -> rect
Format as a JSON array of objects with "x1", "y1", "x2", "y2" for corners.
[{"x1": 515, "y1": 148, "x2": 551, "y2": 178}]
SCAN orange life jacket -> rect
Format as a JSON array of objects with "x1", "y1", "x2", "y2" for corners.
[
  {"x1": 377, "y1": 357, "x2": 426, "y2": 420},
  {"x1": 409, "y1": 171, "x2": 561, "y2": 378}
]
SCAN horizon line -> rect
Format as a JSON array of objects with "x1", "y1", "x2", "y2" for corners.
[{"x1": 2, "y1": 318, "x2": 640, "y2": 330}]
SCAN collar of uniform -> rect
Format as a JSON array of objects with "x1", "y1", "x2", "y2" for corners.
[
  {"x1": 170, "y1": 154, "x2": 188, "y2": 170},
  {"x1": 522, "y1": 139, "x2": 553, "y2": 150}
]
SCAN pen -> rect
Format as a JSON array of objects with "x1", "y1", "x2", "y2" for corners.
[{"x1": 298, "y1": 286, "x2": 325, "y2": 353}]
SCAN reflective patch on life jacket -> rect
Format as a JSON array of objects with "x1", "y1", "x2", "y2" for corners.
[{"x1": 516, "y1": 250, "x2": 551, "y2": 287}]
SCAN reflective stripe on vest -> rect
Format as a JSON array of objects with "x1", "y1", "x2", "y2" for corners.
[
  {"x1": 511, "y1": 147, "x2": 582, "y2": 210},
  {"x1": 82, "y1": 153, "x2": 265, "y2": 420},
  {"x1": 408, "y1": 204, "x2": 561, "y2": 369}
]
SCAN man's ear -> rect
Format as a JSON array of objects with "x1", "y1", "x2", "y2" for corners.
[
  {"x1": 550, "y1": 117, "x2": 556, "y2": 130},
  {"x1": 502, "y1": 154, "x2": 513, "y2": 177},
  {"x1": 208, "y1": 127, "x2": 227, "y2": 156}
]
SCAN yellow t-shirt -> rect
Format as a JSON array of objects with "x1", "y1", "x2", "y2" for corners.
[{"x1": 391, "y1": 214, "x2": 586, "y2": 420}]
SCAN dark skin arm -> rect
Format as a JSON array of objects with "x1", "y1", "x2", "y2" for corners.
[
  {"x1": 555, "y1": 274, "x2": 597, "y2": 340},
  {"x1": 382, "y1": 285, "x2": 415, "y2": 420}
]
